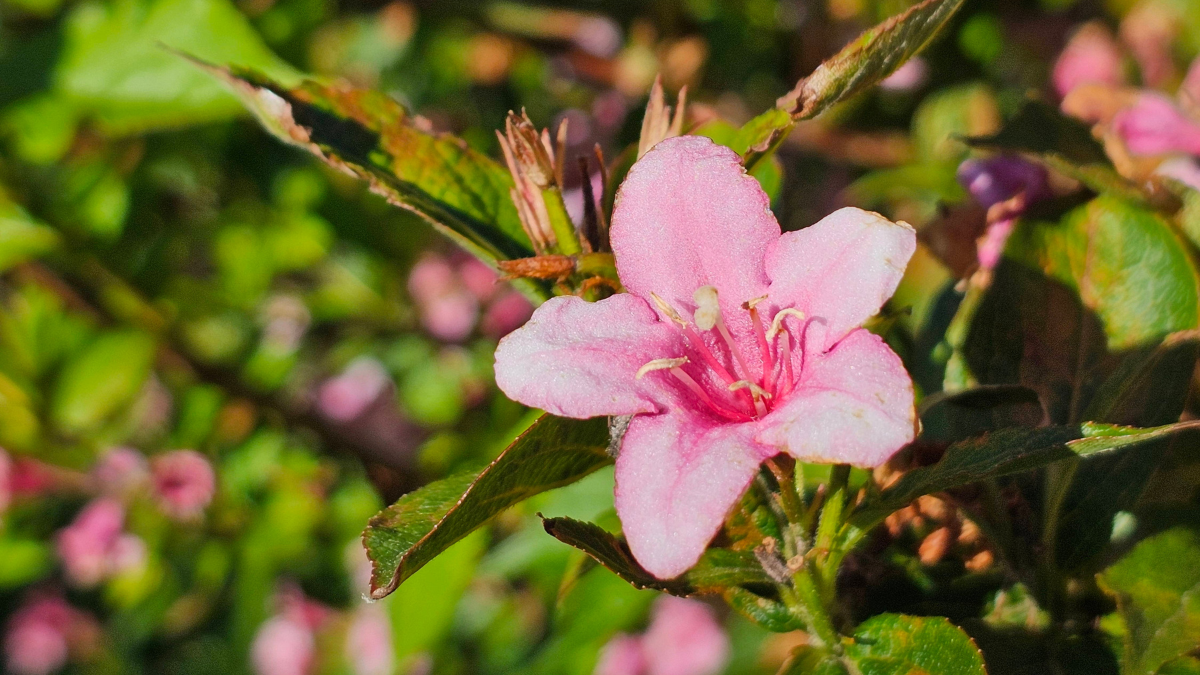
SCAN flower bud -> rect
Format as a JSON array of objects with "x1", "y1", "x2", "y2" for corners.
[
  {"x1": 1113, "y1": 93, "x2": 1200, "y2": 156},
  {"x1": 1053, "y1": 23, "x2": 1124, "y2": 98},
  {"x1": 151, "y1": 450, "x2": 216, "y2": 521}
]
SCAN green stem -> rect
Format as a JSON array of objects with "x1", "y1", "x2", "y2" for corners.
[
  {"x1": 1039, "y1": 457, "x2": 1079, "y2": 619},
  {"x1": 542, "y1": 189, "x2": 581, "y2": 255},
  {"x1": 814, "y1": 465, "x2": 850, "y2": 564},
  {"x1": 791, "y1": 562, "x2": 843, "y2": 654}
]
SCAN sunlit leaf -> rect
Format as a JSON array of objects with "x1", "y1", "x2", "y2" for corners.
[
  {"x1": 844, "y1": 613, "x2": 986, "y2": 675},
  {"x1": 51, "y1": 330, "x2": 156, "y2": 435}
]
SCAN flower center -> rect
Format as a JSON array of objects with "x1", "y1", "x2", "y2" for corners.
[{"x1": 638, "y1": 286, "x2": 807, "y2": 421}]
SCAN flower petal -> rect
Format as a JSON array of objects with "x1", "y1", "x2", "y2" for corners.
[
  {"x1": 494, "y1": 293, "x2": 683, "y2": 418},
  {"x1": 610, "y1": 136, "x2": 778, "y2": 338},
  {"x1": 615, "y1": 409, "x2": 771, "y2": 578},
  {"x1": 757, "y1": 328, "x2": 915, "y2": 468},
  {"x1": 765, "y1": 207, "x2": 915, "y2": 350}
]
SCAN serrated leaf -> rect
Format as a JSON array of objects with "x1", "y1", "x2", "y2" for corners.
[
  {"x1": 777, "y1": 0, "x2": 965, "y2": 120},
  {"x1": 918, "y1": 385, "x2": 1044, "y2": 445},
  {"x1": 845, "y1": 614, "x2": 986, "y2": 675},
  {"x1": 722, "y1": 586, "x2": 806, "y2": 633},
  {"x1": 363, "y1": 414, "x2": 610, "y2": 599},
  {"x1": 540, "y1": 516, "x2": 772, "y2": 596},
  {"x1": 965, "y1": 101, "x2": 1176, "y2": 211},
  {"x1": 1098, "y1": 528, "x2": 1200, "y2": 675},
  {"x1": 852, "y1": 421, "x2": 1200, "y2": 529},
  {"x1": 193, "y1": 61, "x2": 541, "y2": 272},
  {"x1": 52, "y1": 330, "x2": 156, "y2": 435}
]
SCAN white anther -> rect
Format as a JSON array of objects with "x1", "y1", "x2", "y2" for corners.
[
  {"x1": 649, "y1": 292, "x2": 689, "y2": 327},
  {"x1": 728, "y1": 380, "x2": 772, "y2": 399},
  {"x1": 636, "y1": 357, "x2": 689, "y2": 379},
  {"x1": 742, "y1": 294, "x2": 768, "y2": 310},
  {"x1": 767, "y1": 308, "x2": 807, "y2": 339},
  {"x1": 693, "y1": 285, "x2": 720, "y2": 330}
]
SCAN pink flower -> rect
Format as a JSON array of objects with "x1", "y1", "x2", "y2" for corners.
[
  {"x1": 251, "y1": 615, "x2": 315, "y2": 675},
  {"x1": 458, "y1": 256, "x2": 500, "y2": 302},
  {"x1": 151, "y1": 450, "x2": 215, "y2": 520},
  {"x1": 408, "y1": 254, "x2": 480, "y2": 341},
  {"x1": 0, "y1": 448, "x2": 11, "y2": 513},
  {"x1": 1114, "y1": 93, "x2": 1200, "y2": 157},
  {"x1": 4, "y1": 596, "x2": 78, "y2": 675},
  {"x1": 593, "y1": 598, "x2": 729, "y2": 675},
  {"x1": 482, "y1": 290, "x2": 535, "y2": 338},
  {"x1": 1052, "y1": 23, "x2": 1124, "y2": 98},
  {"x1": 56, "y1": 499, "x2": 145, "y2": 587},
  {"x1": 92, "y1": 447, "x2": 149, "y2": 496},
  {"x1": 595, "y1": 635, "x2": 648, "y2": 675},
  {"x1": 1156, "y1": 157, "x2": 1200, "y2": 192},
  {"x1": 1181, "y1": 55, "x2": 1200, "y2": 109},
  {"x1": 879, "y1": 57, "x2": 928, "y2": 93},
  {"x1": 345, "y1": 605, "x2": 393, "y2": 675},
  {"x1": 494, "y1": 136, "x2": 917, "y2": 578},
  {"x1": 317, "y1": 357, "x2": 391, "y2": 422}
]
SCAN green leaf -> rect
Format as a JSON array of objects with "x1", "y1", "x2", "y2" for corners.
[
  {"x1": 1084, "y1": 331, "x2": 1200, "y2": 427},
  {"x1": 965, "y1": 100, "x2": 1176, "y2": 211},
  {"x1": 918, "y1": 385, "x2": 1044, "y2": 445},
  {"x1": 51, "y1": 330, "x2": 156, "y2": 435},
  {"x1": 55, "y1": 0, "x2": 294, "y2": 135},
  {"x1": 540, "y1": 516, "x2": 772, "y2": 596},
  {"x1": 722, "y1": 586, "x2": 806, "y2": 633},
  {"x1": 194, "y1": 62, "x2": 539, "y2": 270},
  {"x1": 1098, "y1": 528, "x2": 1200, "y2": 675},
  {"x1": 692, "y1": 119, "x2": 785, "y2": 200},
  {"x1": 1160, "y1": 657, "x2": 1200, "y2": 675},
  {"x1": 385, "y1": 531, "x2": 484, "y2": 662},
  {"x1": 844, "y1": 613, "x2": 986, "y2": 675},
  {"x1": 0, "y1": 195, "x2": 60, "y2": 272},
  {"x1": 777, "y1": 0, "x2": 966, "y2": 120},
  {"x1": 852, "y1": 421, "x2": 1200, "y2": 529},
  {"x1": 363, "y1": 414, "x2": 610, "y2": 599}
]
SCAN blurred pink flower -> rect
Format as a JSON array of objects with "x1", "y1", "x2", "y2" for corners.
[
  {"x1": 1113, "y1": 93, "x2": 1200, "y2": 156},
  {"x1": 92, "y1": 447, "x2": 149, "y2": 496},
  {"x1": 1156, "y1": 157, "x2": 1200, "y2": 192},
  {"x1": 482, "y1": 290, "x2": 535, "y2": 339},
  {"x1": 0, "y1": 448, "x2": 11, "y2": 513},
  {"x1": 1052, "y1": 23, "x2": 1124, "y2": 98},
  {"x1": 56, "y1": 499, "x2": 145, "y2": 587},
  {"x1": 345, "y1": 605, "x2": 393, "y2": 675},
  {"x1": 408, "y1": 254, "x2": 480, "y2": 342},
  {"x1": 1120, "y1": 2, "x2": 1177, "y2": 88},
  {"x1": 151, "y1": 450, "x2": 215, "y2": 520},
  {"x1": 3, "y1": 596, "x2": 80, "y2": 675},
  {"x1": 495, "y1": 136, "x2": 916, "y2": 578},
  {"x1": 595, "y1": 635, "x2": 648, "y2": 675},
  {"x1": 458, "y1": 256, "x2": 499, "y2": 302},
  {"x1": 879, "y1": 57, "x2": 928, "y2": 92},
  {"x1": 318, "y1": 357, "x2": 391, "y2": 422},
  {"x1": 9, "y1": 458, "x2": 56, "y2": 497},
  {"x1": 251, "y1": 615, "x2": 315, "y2": 675},
  {"x1": 1181, "y1": 56, "x2": 1200, "y2": 108},
  {"x1": 593, "y1": 598, "x2": 728, "y2": 675}
]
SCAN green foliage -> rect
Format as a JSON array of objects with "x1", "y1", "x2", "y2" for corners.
[
  {"x1": 51, "y1": 329, "x2": 156, "y2": 435},
  {"x1": 843, "y1": 614, "x2": 987, "y2": 675}
]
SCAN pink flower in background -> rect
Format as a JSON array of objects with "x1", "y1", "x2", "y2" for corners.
[
  {"x1": 151, "y1": 450, "x2": 215, "y2": 520},
  {"x1": 879, "y1": 57, "x2": 928, "y2": 92},
  {"x1": 56, "y1": 499, "x2": 145, "y2": 587},
  {"x1": 345, "y1": 605, "x2": 393, "y2": 675},
  {"x1": 458, "y1": 256, "x2": 500, "y2": 302},
  {"x1": 0, "y1": 448, "x2": 11, "y2": 513},
  {"x1": 92, "y1": 447, "x2": 149, "y2": 496},
  {"x1": 495, "y1": 136, "x2": 916, "y2": 578},
  {"x1": 957, "y1": 156, "x2": 1050, "y2": 270},
  {"x1": 1052, "y1": 23, "x2": 1124, "y2": 97},
  {"x1": 1156, "y1": 157, "x2": 1200, "y2": 192},
  {"x1": 408, "y1": 254, "x2": 480, "y2": 341},
  {"x1": 317, "y1": 357, "x2": 391, "y2": 422},
  {"x1": 1113, "y1": 93, "x2": 1200, "y2": 157},
  {"x1": 251, "y1": 615, "x2": 315, "y2": 675},
  {"x1": 1181, "y1": 56, "x2": 1200, "y2": 108},
  {"x1": 481, "y1": 290, "x2": 535, "y2": 339},
  {"x1": 3, "y1": 596, "x2": 86, "y2": 675},
  {"x1": 593, "y1": 598, "x2": 729, "y2": 675}
]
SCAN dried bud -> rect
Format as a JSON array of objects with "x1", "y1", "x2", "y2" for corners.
[
  {"x1": 504, "y1": 111, "x2": 557, "y2": 188},
  {"x1": 965, "y1": 549, "x2": 994, "y2": 572},
  {"x1": 637, "y1": 75, "x2": 688, "y2": 159},
  {"x1": 919, "y1": 526, "x2": 954, "y2": 565},
  {"x1": 497, "y1": 255, "x2": 576, "y2": 281}
]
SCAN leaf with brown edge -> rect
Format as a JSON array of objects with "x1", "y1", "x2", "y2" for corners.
[
  {"x1": 777, "y1": 0, "x2": 966, "y2": 120},
  {"x1": 185, "y1": 57, "x2": 543, "y2": 275},
  {"x1": 362, "y1": 415, "x2": 610, "y2": 599}
]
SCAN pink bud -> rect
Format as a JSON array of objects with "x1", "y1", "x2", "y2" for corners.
[
  {"x1": 345, "y1": 606, "x2": 393, "y2": 675},
  {"x1": 1053, "y1": 24, "x2": 1124, "y2": 98},
  {"x1": 481, "y1": 291, "x2": 535, "y2": 339},
  {"x1": 3, "y1": 596, "x2": 76, "y2": 675},
  {"x1": 457, "y1": 256, "x2": 499, "y2": 302},
  {"x1": 317, "y1": 357, "x2": 391, "y2": 422},
  {"x1": 594, "y1": 634, "x2": 647, "y2": 675},
  {"x1": 151, "y1": 450, "x2": 215, "y2": 521},
  {"x1": 1156, "y1": 157, "x2": 1200, "y2": 192},
  {"x1": 251, "y1": 616, "x2": 314, "y2": 675},
  {"x1": 0, "y1": 448, "x2": 11, "y2": 513},
  {"x1": 880, "y1": 57, "x2": 929, "y2": 93},
  {"x1": 641, "y1": 598, "x2": 729, "y2": 675},
  {"x1": 1113, "y1": 93, "x2": 1200, "y2": 156},
  {"x1": 92, "y1": 447, "x2": 149, "y2": 496},
  {"x1": 56, "y1": 499, "x2": 130, "y2": 587},
  {"x1": 976, "y1": 220, "x2": 1017, "y2": 272},
  {"x1": 407, "y1": 255, "x2": 456, "y2": 304},
  {"x1": 422, "y1": 292, "x2": 479, "y2": 342}
]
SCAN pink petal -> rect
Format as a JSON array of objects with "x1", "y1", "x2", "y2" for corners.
[
  {"x1": 494, "y1": 294, "x2": 684, "y2": 418},
  {"x1": 765, "y1": 208, "x2": 915, "y2": 351},
  {"x1": 1113, "y1": 93, "x2": 1200, "y2": 156},
  {"x1": 642, "y1": 597, "x2": 730, "y2": 675},
  {"x1": 758, "y1": 329, "x2": 915, "y2": 468},
  {"x1": 1052, "y1": 23, "x2": 1124, "y2": 98},
  {"x1": 615, "y1": 409, "x2": 772, "y2": 578},
  {"x1": 594, "y1": 635, "x2": 648, "y2": 675},
  {"x1": 610, "y1": 136, "x2": 778, "y2": 345}
]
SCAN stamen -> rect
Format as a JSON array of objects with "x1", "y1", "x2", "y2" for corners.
[
  {"x1": 693, "y1": 286, "x2": 720, "y2": 330},
  {"x1": 636, "y1": 357, "x2": 689, "y2": 379},
  {"x1": 741, "y1": 295, "x2": 768, "y2": 310},
  {"x1": 670, "y1": 368, "x2": 752, "y2": 422},
  {"x1": 747, "y1": 302, "x2": 774, "y2": 394},
  {"x1": 729, "y1": 380, "x2": 770, "y2": 417},
  {"x1": 767, "y1": 308, "x2": 807, "y2": 339},
  {"x1": 649, "y1": 292, "x2": 688, "y2": 327},
  {"x1": 778, "y1": 331, "x2": 795, "y2": 396}
]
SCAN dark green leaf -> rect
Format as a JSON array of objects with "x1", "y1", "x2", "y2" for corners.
[
  {"x1": 777, "y1": 0, "x2": 966, "y2": 119},
  {"x1": 193, "y1": 61, "x2": 540, "y2": 270},
  {"x1": 722, "y1": 586, "x2": 806, "y2": 633},
  {"x1": 363, "y1": 415, "x2": 610, "y2": 599},
  {"x1": 780, "y1": 646, "x2": 849, "y2": 675},
  {"x1": 919, "y1": 385, "x2": 1044, "y2": 444},
  {"x1": 1084, "y1": 330, "x2": 1200, "y2": 427},
  {"x1": 852, "y1": 422, "x2": 1200, "y2": 529},
  {"x1": 965, "y1": 101, "x2": 1176, "y2": 211},
  {"x1": 540, "y1": 516, "x2": 772, "y2": 595},
  {"x1": 845, "y1": 613, "x2": 986, "y2": 675},
  {"x1": 1098, "y1": 528, "x2": 1200, "y2": 675}
]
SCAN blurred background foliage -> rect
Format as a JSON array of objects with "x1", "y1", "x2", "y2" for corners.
[{"x1": 1, "y1": 0, "x2": 1199, "y2": 673}]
